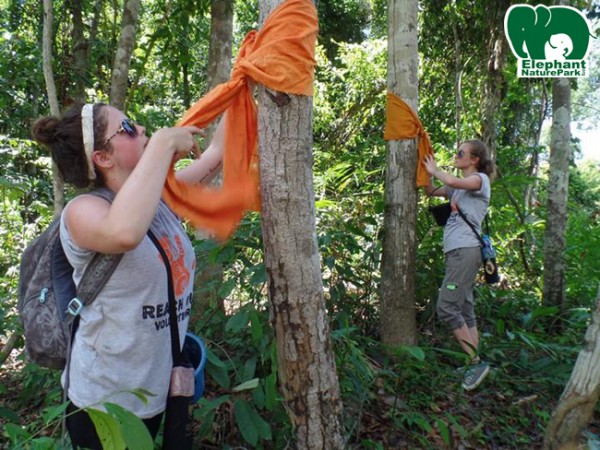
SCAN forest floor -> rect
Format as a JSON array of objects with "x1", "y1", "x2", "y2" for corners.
[{"x1": 2, "y1": 334, "x2": 600, "y2": 449}]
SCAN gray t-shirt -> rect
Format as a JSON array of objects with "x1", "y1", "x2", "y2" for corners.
[
  {"x1": 60, "y1": 197, "x2": 195, "y2": 418},
  {"x1": 443, "y1": 173, "x2": 491, "y2": 253}
]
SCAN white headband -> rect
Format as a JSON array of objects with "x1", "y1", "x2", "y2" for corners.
[{"x1": 81, "y1": 103, "x2": 96, "y2": 180}]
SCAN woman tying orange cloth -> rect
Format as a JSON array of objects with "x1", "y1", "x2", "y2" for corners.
[{"x1": 163, "y1": 0, "x2": 319, "y2": 241}]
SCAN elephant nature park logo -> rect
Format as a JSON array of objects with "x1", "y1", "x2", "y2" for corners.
[{"x1": 504, "y1": 4, "x2": 595, "y2": 78}]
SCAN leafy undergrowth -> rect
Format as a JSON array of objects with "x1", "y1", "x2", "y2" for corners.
[{"x1": 1, "y1": 292, "x2": 599, "y2": 449}]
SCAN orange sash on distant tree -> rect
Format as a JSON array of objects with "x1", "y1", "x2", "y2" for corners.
[
  {"x1": 383, "y1": 92, "x2": 434, "y2": 188},
  {"x1": 163, "y1": 0, "x2": 318, "y2": 240}
]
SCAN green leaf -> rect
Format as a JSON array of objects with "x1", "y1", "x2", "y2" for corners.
[
  {"x1": 249, "y1": 263, "x2": 266, "y2": 285},
  {"x1": 196, "y1": 395, "x2": 231, "y2": 417},
  {"x1": 104, "y1": 403, "x2": 154, "y2": 450},
  {"x1": 403, "y1": 345, "x2": 425, "y2": 361},
  {"x1": 249, "y1": 310, "x2": 264, "y2": 344},
  {"x1": 206, "y1": 347, "x2": 227, "y2": 368},
  {"x1": 41, "y1": 402, "x2": 68, "y2": 425},
  {"x1": 4, "y1": 423, "x2": 30, "y2": 443},
  {"x1": 253, "y1": 409, "x2": 272, "y2": 441},
  {"x1": 265, "y1": 373, "x2": 278, "y2": 411},
  {"x1": 233, "y1": 378, "x2": 260, "y2": 392},
  {"x1": 234, "y1": 400, "x2": 259, "y2": 446},
  {"x1": 207, "y1": 360, "x2": 230, "y2": 390},
  {"x1": 30, "y1": 437, "x2": 55, "y2": 449},
  {"x1": 88, "y1": 408, "x2": 126, "y2": 450},
  {"x1": 226, "y1": 310, "x2": 249, "y2": 333},
  {"x1": 435, "y1": 418, "x2": 451, "y2": 446},
  {"x1": 0, "y1": 407, "x2": 20, "y2": 423},
  {"x1": 129, "y1": 388, "x2": 156, "y2": 404}
]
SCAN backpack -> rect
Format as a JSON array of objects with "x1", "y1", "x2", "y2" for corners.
[{"x1": 17, "y1": 189, "x2": 122, "y2": 369}]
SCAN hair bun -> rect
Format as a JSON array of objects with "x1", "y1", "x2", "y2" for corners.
[{"x1": 31, "y1": 116, "x2": 60, "y2": 146}]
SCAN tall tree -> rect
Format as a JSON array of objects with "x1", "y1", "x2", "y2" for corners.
[
  {"x1": 42, "y1": 0, "x2": 64, "y2": 216},
  {"x1": 208, "y1": 0, "x2": 233, "y2": 91},
  {"x1": 67, "y1": 0, "x2": 101, "y2": 104},
  {"x1": 110, "y1": 0, "x2": 141, "y2": 111},
  {"x1": 68, "y1": 0, "x2": 88, "y2": 103},
  {"x1": 481, "y1": 0, "x2": 510, "y2": 159},
  {"x1": 379, "y1": 0, "x2": 419, "y2": 346},
  {"x1": 542, "y1": 75, "x2": 571, "y2": 309},
  {"x1": 257, "y1": 1, "x2": 345, "y2": 447}
]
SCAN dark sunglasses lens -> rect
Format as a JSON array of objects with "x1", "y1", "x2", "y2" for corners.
[
  {"x1": 122, "y1": 119, "x2": 137, "y2": 137},
  {"x1": 457, "y1": 150, "x2": 464, "y2": 158}
]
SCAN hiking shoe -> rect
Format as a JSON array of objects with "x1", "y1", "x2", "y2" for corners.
[
  {"x1": 454, "y1": 356, "x2": 481, "y2": 374},
  {"x1": 462, "y1": 362, "x2": 490, "y2": 391}
]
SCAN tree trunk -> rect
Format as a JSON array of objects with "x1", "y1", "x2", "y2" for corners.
[
  {"x1": 68, "y1": 0, "x2": 89, "y2": 103},
  {"x1": 542, "y1": 77, "x2": 571, "y2": 310},
  {"x1": 42, "y1": 0, "x2": 64, "y2": 217},
  {"x1": 257, "y1": 1, "x2": 345, "y2": 447},
  {"x1": 481, "y1": 0, "x2": 510, "y2": 160},
  {"x1": 380, "y1": 0, "x2": 419, "y2": 346},
  {"x1": 191, "y1": 0, "x2": 234, "y2": 321},
  {"x1": 109, "y1": 0, "x2": 141, "y2": 111},
  {"x1": 544, "y1": 285, "x2": 600, "y2": 449},
  {"x1": 208, "y1": 0, "x2": 233, "y2": 91}
]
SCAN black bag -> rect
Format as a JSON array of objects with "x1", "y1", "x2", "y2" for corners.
[
  {"x1": 456, "y1": 208, "x2": 500, "y2": 285},
  {"x1": 429, "y1": 202, "x2": 452, "y2": 226},
  {"x1": 147, "y1": 230, "x2": 193, "y2": 450},
  {"x1": 17, "y1": 189, "x2": 122, "y2": 369}
]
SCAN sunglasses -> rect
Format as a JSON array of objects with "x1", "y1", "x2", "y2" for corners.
[
  {"x1": 105, "y1": 118, "x2": 138, "y2": 145},
  {"x1": 456, "y1": 149, "x2": 470, "y2": 158}
]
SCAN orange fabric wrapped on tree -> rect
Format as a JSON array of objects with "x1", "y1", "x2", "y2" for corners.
[
  {"x1": 383, "y1": 92, "x2": 434, "y2": 188},
  {"x1": 163, "y1": 0, "x2": 318, "y2": 240}
]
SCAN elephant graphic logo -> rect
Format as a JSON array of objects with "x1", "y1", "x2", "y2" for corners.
[{"x1": 504, "y1": 4, "x2": 595, "y2": 78}]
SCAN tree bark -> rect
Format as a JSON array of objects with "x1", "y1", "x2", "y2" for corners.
[
  {"x1": 542, "y1": 77, "x2": 571, "y2": 310},
  {"x1": 380, "y1": 0, "x2": 419, "y2": 346},
  {"x1": 68, "y1": 0, "x2": 89, "y2": 103},
  {"x1": 257, "y1": 1, "x2": 345, "y2": 447},
  {"x1": 42, "y1": 0, "x2": 64, "y2": 217},
  {"x1": 481, "y1": 0, "x2": 510, "y2": 160},
  {"x1": 208, "y1": 0, "x2": 233, "y2": 91},
  {"x1": 544, "y1": 285, "x2": 600, "y2": 449},
  {"x1": 109, "y1": 0, "x2": 141, "y2": 111}
]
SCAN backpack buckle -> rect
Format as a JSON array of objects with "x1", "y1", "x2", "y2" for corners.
[{"x1": 67, "y1": 297, "x2": 83, "y2": 316}]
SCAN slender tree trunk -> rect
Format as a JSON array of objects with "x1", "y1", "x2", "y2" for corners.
[
  {"x1": 110, "y1": 0, "x2": 141, "y2": 111},
  {"x1": 452, "y1": 6, "x2": 462, "y2": 147},
  {"x1": 542, "y1": 77, "x2": 571, "y2": 310},
  {"x1": 208, "y1": 0, "x2": 233, "y2": 91},
  {"x1": 380, "y1": 0, "x2": 419, "y2": 346},
  {"x1": 544, "y1": 285, "x2": 600, "y2": 449},
  {"x1": 42, "y1": 0, "x2": 64, "y2": 216},
  {"x1": 257, "y1": 1, "x2": 345, "y2": 447},
  {"x1": 69, "y1": 0, "x2": 89, "y2": 103},
  {"x1": 192, "y1": 0, "x2": 233, "y2": 321},
  {"x1": 481, "y1": 0, "x2": 510, "y2": 160}
]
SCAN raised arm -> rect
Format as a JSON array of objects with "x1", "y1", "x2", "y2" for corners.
[{"x1": 176, "y1": 113, "x2": 225, "y2": 185}]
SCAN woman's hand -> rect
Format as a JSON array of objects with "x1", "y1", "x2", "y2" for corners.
[
  {"x1": 423, "y1": 154, "x2": 439, "y2": 176},
  {"x1": 152, "y1": 126, "x2": 204, "y2": 158}
]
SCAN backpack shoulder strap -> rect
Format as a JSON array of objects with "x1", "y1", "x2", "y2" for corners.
[
  {"x1": 63, "y1": 189, "x2": 123, "y2": 324},
  {"x1": 456, "y1": 207, "x2": 485, "y2": 246}
]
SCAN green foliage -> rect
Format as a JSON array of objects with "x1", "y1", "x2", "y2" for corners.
[{"x1": 1, "y1": 0, "x2": 600, "y2": 448}]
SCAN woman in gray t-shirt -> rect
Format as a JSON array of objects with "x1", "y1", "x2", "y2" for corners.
[
  {"x1": 32, "y1": 103, "x2": 223, "y2": 449},
  {"x1": 423, "y1": 140, "x2": 496, "y2": 391}
]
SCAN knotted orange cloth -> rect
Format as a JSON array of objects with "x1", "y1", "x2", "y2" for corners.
[
  {"x1": 383, "y1": 92, "x2": 434, "y2": 187},
  {"x1": 162, "y1": 0, "x2": 318, "y2": 240}
]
